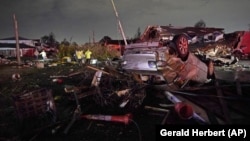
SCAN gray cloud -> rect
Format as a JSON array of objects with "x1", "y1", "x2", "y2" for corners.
[{"x1": 0, "y1": 0, "x2": 249, "y2": 44}]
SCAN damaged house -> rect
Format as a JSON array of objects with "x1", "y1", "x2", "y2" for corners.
[
  {"x1": 187, "y1": 30, "x2": 250, "y2": 61},
  {"x1": 138, "y1": 25, "x2": 225, "y2": 44},
  {"x1": 0, "y1": 36, "x2": 41, "y2": 58},
  {"x1": 131, "y1": 25, "x2": 250, "y2": 65}
]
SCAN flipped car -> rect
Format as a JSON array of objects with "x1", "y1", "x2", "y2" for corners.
[{"x1": 121, "y1": 34, "x2": 214, "y2": 90}]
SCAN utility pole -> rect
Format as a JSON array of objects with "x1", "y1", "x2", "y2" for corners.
[
  {"x1": 13, "y1": 14, "x2": 21, "y2": 66},
  {"x1": 110, "y1": 0, "x2": 127, "y2": 45},
  {"x1": 92, "y1": 30, "x2": 95, "y2": 44}
]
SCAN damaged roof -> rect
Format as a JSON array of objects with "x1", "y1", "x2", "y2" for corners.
[{"x1": 140, "y1": 25, "x2": 225, "y2": 41}]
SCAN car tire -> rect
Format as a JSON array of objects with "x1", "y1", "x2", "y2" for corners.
[{"x1": 172, "y1": 34, "x2": 189, "y2": 60}]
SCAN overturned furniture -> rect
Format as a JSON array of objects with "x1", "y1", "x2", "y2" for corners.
[{"x1": 12, "y1": 88, "x2": 56, "y2": 120}]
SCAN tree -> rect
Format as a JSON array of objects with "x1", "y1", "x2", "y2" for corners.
[
  {"x1": 194, "y1": 19, "x2": 206, "y2": 28},
  {"x1": 41, "y1": 32, "x2": 59, "y2": 48},
  {"x1": 99, "y1": 36, "x2": 112, "y2": 45},
  {"x1": 71, "y1": 42, "x2": 78, "y2": 46},
  {"x1": 61, "y1": 38, "x2": 70, "y2": 46}
]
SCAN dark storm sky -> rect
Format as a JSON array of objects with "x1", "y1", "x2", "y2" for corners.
[{"x1": 0, "y1": 0, "x2": 249, "y2": 44}]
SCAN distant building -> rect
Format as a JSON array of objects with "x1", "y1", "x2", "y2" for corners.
[{"x1": 0, "y1": 36, "x2": 41, "y2": 58}]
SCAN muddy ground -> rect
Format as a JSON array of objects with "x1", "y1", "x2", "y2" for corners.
[{"x1": 0, "y1": 60, "x2": 250, "y2": 141}]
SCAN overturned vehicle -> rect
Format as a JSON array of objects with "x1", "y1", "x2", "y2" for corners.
[{"x1": 121, "y1": 33, "x2": 214, "y2": 90}]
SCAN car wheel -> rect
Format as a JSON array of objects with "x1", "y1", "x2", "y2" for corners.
[{"x1": 173, "y1": 34, "x2": 189, "y2": 60}]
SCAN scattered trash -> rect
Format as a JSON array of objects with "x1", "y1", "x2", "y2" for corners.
[
  {"x1": 62, "y1": 56, "x2": 72, "y2": 63},
  {"x1": 51, "y1": 125, "x2": 62, "y2": 134},
  {"x1": 12, "y1": 73, "x2": 21, "y2": 81},
  {"x1": 91, "y1": 70, "x2": 102, "y2": 86},
  {"x1": 52, "y1": 78, "x2": 63, "y2": 84},
  {"x1": 116, "y1": 89, "x2": 130, "y2": 97},
  {"x1": 119, "y1": 99, "x2": 130, "y2": 108},
  {"x1": 35, "y1": 61, "x2": 45, "y2": 68},
  {"x1": 174, "y1": 102, "x2": 194, "y2": 120},
  {"x1": 144, "y1": 105, "x2": 169, "y2": 113},
  {"x1": 50, "y1": 75, "x2": 68, "y2": 78},
  {"x1": 48, "y1": 63, "x2": 58, "y2": 67}
]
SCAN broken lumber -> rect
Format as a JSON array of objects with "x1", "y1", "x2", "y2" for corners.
[{"x1": 86, "y1": 65, "x2": 110, "y2": 75}]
